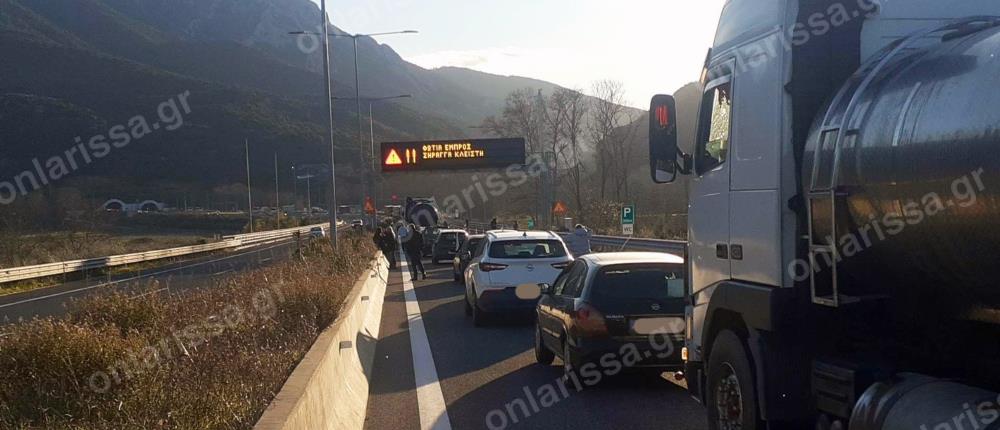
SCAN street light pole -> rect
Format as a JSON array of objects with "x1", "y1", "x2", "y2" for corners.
[
  {"x1": 291, "y1": 166, "x2": 297, "y2": 210},
  {"x1": 331, "y1": 93, "x2": 412, "y2": 225},
  {"x1": 245, "y1": 139, "x2": 253, "y2": 232},
  {"x1": 351, "y1": 36, "x2": 368, "y2": 226},
  {"x1": 370, "y1": 102, "x2": 377, "y2": 203},
  {"x1": 274, "y1": 152, "x2": 280, "y2": 226},
  {"x1": 288, "y1": 27, "x2": 415, "y2": 238},
  {"x1": 319, "y1": 0, "x2": 339, "y2": 249},
  {"x1": 332, "y1": 31, "x2": 416, "y2": 227}
]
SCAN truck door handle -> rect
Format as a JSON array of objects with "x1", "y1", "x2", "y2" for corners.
[{"x1": 716, "y1": 244, "x2": 729, "y2": 260}]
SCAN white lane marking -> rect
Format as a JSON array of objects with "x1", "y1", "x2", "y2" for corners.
[
  {"x1": 399, "y1": 249, "x2": 453, "y2": 430},
  {"x1": 0, "y1": 241, "x2": 292, "y2": 310}
]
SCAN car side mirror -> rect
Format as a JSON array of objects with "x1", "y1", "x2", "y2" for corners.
[
  {"x1": 649, "y1": 94, "x2": 680, "y2": 184},
  {"x1": 539, "y1": 283, "x2": 553, "y2": 295}
]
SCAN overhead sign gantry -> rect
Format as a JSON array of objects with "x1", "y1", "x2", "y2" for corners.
[{"x1": 380, "y1": 138, "x2": 526, "y2": 172}]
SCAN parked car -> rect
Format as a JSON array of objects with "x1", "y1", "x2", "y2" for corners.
[
  {"x1": 452, "y1": 234, "x2": 485, "y2": 283},
  {"x1": 432, "y1": 229, "x2": 468, "y2": 264},
  {"x1": 464, "y1": 231, "x2": 572, "y2": 326},
  {"x1": 309, "y1": 226, "x2": 326, "y2": 238},
  {"x1": 534, "y1": 252, "x2": 686, "y2": 380}
]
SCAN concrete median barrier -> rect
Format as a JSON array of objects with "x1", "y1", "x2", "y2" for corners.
[{"x1": 254, "y1": 252, "x2": 390, "y2": 430}]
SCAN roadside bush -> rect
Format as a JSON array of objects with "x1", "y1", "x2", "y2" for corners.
[{"x1": 0, "y1": 235, "x2": 376, "y2": 429}]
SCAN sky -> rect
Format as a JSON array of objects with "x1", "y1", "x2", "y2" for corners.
[{"x1": 315, "y1": 0, "x2": 726, "y2": 108}]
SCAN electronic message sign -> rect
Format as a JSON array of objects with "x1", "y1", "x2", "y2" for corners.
[{"x1": 381, "y1": 138, "x2": 526, "y2": 172}]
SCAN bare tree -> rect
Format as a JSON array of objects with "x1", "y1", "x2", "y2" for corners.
[
  {"x1": 479, "y1": 88, "x2": 549, "y2": 221},
  {"x1": 556, "y1": 88, "x2": 589, "y2": 220},
  {"x1": 588, "y1": 80, "x2": 635, "y2": 200},
  {"x1": 481, "y1": 88, "x2": 545, "y2": 152}
]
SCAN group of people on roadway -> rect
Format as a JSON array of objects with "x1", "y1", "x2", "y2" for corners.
[
  {"x1": 375, "y1": 220, "x2": 594, "y2": 282},
  {"x1": 373, "y1": 222, "x2": 427, "y2": 280}
]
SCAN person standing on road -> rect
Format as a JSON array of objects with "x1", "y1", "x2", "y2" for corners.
[
  {"x1": 377, "y1": 226, "x2": 398, "y2": 269},
  {"x1": 404, "y1": 223, "x2": 426, "y2": 280},
  {"x1": 490, "y1": 217, "x2": 499, "y2": 230},
  {"x1": 565, "y1": 224, "x2": 593, "y2": 257}
]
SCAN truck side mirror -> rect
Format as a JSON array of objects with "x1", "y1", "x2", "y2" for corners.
[{"x1": 649, "y1": 94, "x2": 679, "y2": 184}]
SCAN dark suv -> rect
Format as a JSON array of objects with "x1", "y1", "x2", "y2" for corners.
[
  {"x1": 431, "y1": 229, "x2": 468, "y2": 264},
  {"x1": 452, "y1": 234, "x2": 484, "y2": 283},
  {"x1": 534, "y1": 252, "x2": 686, "y2": 381}
]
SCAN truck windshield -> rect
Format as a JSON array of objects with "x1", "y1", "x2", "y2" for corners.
[{"x1": 489, "y1": 240, "x2": 567, "y2": 259}]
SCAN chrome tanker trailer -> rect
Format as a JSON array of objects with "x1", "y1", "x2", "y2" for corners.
[
  {"x1": 404, "y1": 197, "x2": 441, "y2": 228},
  {"x1": 646, "y1": 1, "x2": 1000, "y2": 429}
]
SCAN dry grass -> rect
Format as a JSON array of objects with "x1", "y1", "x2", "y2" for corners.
[
  {"x1": 0, "y1": 234, "x2": 376, "y2": 429},
  {"x1": 0, "y1": 232, "x2": 213, "y2": 268}
]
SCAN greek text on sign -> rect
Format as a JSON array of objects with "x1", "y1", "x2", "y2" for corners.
[
  {"x1": 421, "y1": 143, "x2": 486, "y2": 160},
  {"x1": 381, "y1": 138, "x2": 527, "y2": 172}
]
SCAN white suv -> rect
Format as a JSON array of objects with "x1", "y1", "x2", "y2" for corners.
[{"x1": 464, "y1": 231, "x2": 573, "y2": 326}]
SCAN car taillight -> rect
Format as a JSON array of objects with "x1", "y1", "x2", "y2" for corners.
[
  {"x1": 480, "y1": 262, "x2": 509, "y2": 272},
  {"x1": 551, "y1": 261, "x2": 571, "y2": 270},
  {"x1": 573, "y1": 303, "x2": 609, "y2": 337}
]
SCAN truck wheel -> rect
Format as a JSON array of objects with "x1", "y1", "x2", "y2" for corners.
[
  {"x1": 707, "y1": 330, "x2": 761, "y2": 430},
  {"x1": 535, "y1": 325, "x2": 555, "y2": 365}
]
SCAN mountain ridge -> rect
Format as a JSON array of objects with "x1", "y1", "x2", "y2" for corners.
[{"x1": 0, "y1": 0, "x2": 641, "y2": 206}]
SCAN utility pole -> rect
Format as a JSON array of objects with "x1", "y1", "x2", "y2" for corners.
[
  {"x1": 291, "y1": 166, "x2": 297, "y2": 211},
  {"x1": 274, "y1": 152, "x2": 280, "y2": 227},
  {"x1": 319, "y1": 0, "x2": 339, "y2": 249},
  {"x1": 245, "y1": 139, "x2": 253, "y2": 232},
  {"x1": 306, "y1": 175, "x2": 312, "y2": 215}
]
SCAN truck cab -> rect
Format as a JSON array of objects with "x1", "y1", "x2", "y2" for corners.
[{"x1": 648, "y1": 1, "x2": 1000, "y2": 429}]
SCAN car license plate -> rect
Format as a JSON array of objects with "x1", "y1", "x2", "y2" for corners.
[{"x1": 631, "y1": 317, "x2": 685, "y2": 335}]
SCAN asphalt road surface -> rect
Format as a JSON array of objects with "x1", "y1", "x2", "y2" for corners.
[
  {"x1": 364, "y1": 255, "x2": 709, "y2": 430},
  {"x1": 0, "y1": 239, "x2": 300, "y2": 323}
]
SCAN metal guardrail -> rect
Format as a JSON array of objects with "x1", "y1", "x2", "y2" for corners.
[
  {"x1": 587, "y1": 235, "x2": 686, "y2": 254},
  {"x1": 0, "y1": 223, "x2": 331, "y2": 284},
  {"x1": 463, "y1": 220, "x2": 686, "y2": 254}
]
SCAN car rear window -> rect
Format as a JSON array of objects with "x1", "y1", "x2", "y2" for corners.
[
  {"x1": 438, "y1": 233, "x2": 463, "y2": 247},
  {"x1": 465, "y1": 238, "x2": 482, "y2": 251},
  {"x1": 591, "y1": 264, "x2": 685, "y2": 302},
  {"x1": 488, "y1": 240, "x2": 567, "y2": 259}
]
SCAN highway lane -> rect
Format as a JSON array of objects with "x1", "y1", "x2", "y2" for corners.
[
  {"x1": 365, "y1": 258, "x2": 708, "y2": 430},
  {"x1": 0, "y1": 239, "x2": 301, "y2": 323}
]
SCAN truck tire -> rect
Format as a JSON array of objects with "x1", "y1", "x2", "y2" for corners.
[{"x1": 706, "y1": 330, "x2": 761, "y2": 430}]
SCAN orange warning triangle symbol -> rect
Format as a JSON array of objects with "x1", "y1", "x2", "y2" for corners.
[
  {"x1": 385, "y1": 149, "x2": 403, "y2": 166},
  {"x1": 552, "y1": 201, "x2": 568, "y2": 215}
]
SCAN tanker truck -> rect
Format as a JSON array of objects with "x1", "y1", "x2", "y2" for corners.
[
  {"x1": 647, "y1": 2, "x2": 1000, "y2": 429},
  {"x1": 404, "y1": 197, "x2": 442, "y2": 228}
]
